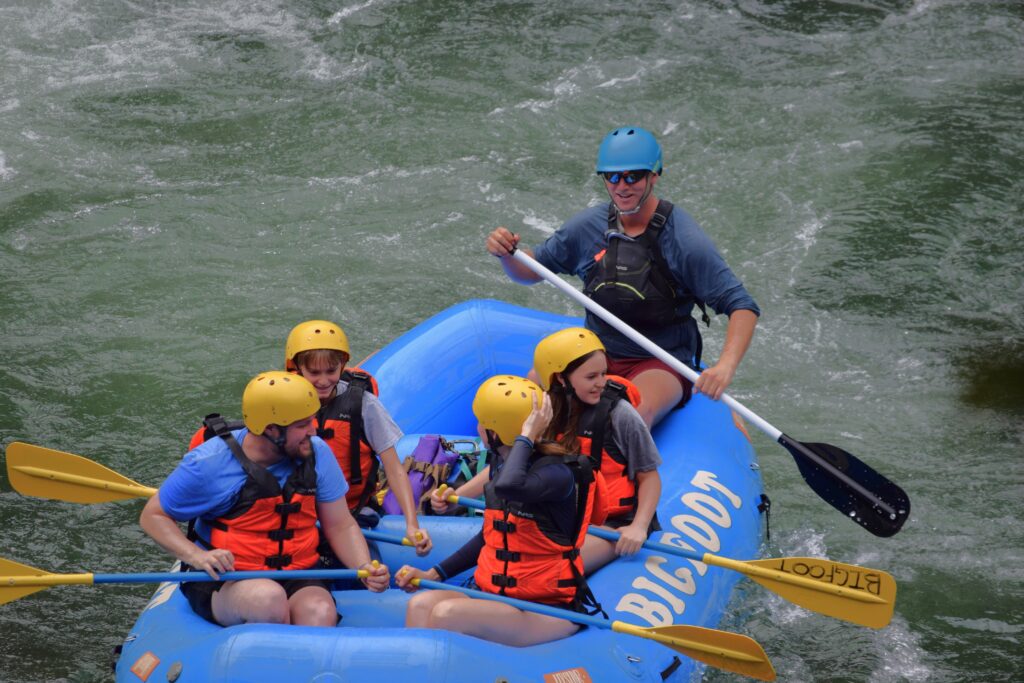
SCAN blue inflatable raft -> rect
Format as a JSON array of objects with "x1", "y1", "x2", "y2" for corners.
[{"x1": 115, "y1": 300, "x2": 765, "y2": 683}]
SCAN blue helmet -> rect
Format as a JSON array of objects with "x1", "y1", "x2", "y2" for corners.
[{"x1": 595, "y1": 126, "x2": 663, "y2": 175}]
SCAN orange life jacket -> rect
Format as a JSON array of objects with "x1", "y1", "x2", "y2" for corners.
[
  {"x1": 187, "y1": 414, "x2": 244, "y2": 451},
  {"x1": 577, "y1": 377, "x2": 642, "y2": 520},
  {"x1": 314, "y1": 369, "x2": 380, "y2": 513},
  {"x1": 197, "y1": 430, "x2": 321, "y2": 571},
  {"x1": 474, "y1": 449, "x2": 607, "y2": 608},
  {"x1": 186, "y1": 370, "x2": 382, "y2": 514}
]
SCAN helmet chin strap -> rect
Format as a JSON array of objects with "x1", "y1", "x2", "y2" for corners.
[
  {"x1": 551, "y1": 375, "x2": 576, "y2": 401},
  {"x1": 608, "y1": 178, "x2": 655, "y2": 218},
  {"x1": 264, "y1": 425, "x2": 292, "y2": 457}
]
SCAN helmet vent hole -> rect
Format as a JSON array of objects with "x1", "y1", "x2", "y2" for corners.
[{"x1": 268, "y1": 379, "x2": 276, "y2": 386}]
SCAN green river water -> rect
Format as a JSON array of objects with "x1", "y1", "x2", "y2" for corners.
[{"x1": 1, "y1": 1, "x2": 1021, "y2": 681}]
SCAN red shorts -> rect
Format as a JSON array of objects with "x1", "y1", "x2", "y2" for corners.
[{"x1": 606, "y1": 356, "x2": 693, "y2": 408}]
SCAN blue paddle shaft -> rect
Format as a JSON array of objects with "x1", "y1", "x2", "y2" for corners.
[
  {"x1": 586, "y1": 526, "x2": 703, "y2": 563},
  {"x1": 362, "y1": 529, "x2": 408, "y2": 545},
  {"x1": 416, "y1": 578, "x2": 610, "y2": 630},
  {"x1": 452, "y1": 494, "x2": 705, "y2": 564},
  {"x1": 92, "y1": 569, "x2": 362, "y2": 584}
]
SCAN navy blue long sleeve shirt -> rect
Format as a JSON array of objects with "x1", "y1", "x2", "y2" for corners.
[
  {"x1": 435, "y1": 437, "x2": 576, "y2": 580},
  {"x1": 533, "y1": 203, "x2": 760, "y2": 366}
]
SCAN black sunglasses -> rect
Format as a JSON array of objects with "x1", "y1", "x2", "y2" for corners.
[{"x1": 601, "y1": 170, "x2": 649, "y2": 185}]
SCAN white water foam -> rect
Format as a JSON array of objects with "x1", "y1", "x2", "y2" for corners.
[
  {"x1": 937, "y1": 616, "x2": 1024, "y2": 635},
  {"x1": 492, "y1": 62, "x2": 602, "y2": 115},
  {"x1": 596, "y1": 59, "x2": 670, "y2": 89},
  {"x1": 0, "y1": 151, "x2": 15, "y2": 181},
  {"x1": 868, "y1": 616, "x2": 932, "y2": 682},
  {"x1": 519, "y1": 210, "x2": 559, "y2": 236},
  {"x1": 327, "y1": 0, "x2": 389, "y2": 25},
  {"x1": 496, "y1": 58, "x2": 671, "y2": 115},
  {"x1": 778, "y1": 205, "x2": 827, "y2": 286},
  {"x1": 19, "y1": 0, "x2": 373, "y2": 89}
]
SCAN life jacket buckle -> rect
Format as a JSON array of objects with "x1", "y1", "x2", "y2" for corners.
[
  {"x1": 495, "y1": 549, "x2": 521, "y2": 562},
  {"x1": 268, "y1": 528, "x2": 295, "y2": 541},
  {"x1": 264, "y1": 554, "x2": 292, "y2": 569},
  {"x1": 491, "y1": 574, "x2": 517, "y2": 588},
  {"x1": 491, "y1": 520, "x2": 517, "y2": 533}
]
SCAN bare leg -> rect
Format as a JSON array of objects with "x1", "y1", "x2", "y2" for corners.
[
  {"x1": 406, "y1": 589, "x2": 467, "y2": 627},
  {"x1": 581, "y1": 530, "x2": 618, "y2": 574},
  {"x1": 429, "y1": 597, "x2": 580, "y2": 647},
  {"x1": 630, "y1": 368, "x2": 684, "y2": 428},
  {"x1": 211, "y1": 579, "x2": 290, "y2": 626},
  {"x1": 288, "y1": 585, "x2": 339, "y2": 627}
]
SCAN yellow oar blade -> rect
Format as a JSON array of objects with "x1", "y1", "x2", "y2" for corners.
[
  {"x1": 0, "y1": 557, "x2": 92, "y2": 606},
  {"x1": 613, "y1": 621, "x2": 776, "y2": 681},
  {"x1": 5, "y1": 442, "x2": 156, "y2": 504},
  {"x1": 710, "y1": 555, "x2": 896, "y2": 629},
  {"x1": 0, "y1": 582, "x2": 49, "y2": 605}
]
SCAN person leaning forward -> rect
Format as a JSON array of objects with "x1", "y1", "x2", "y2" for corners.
[
  {"x1": 486, "y1": 126, "x2": 760, "y2": 428},
  {"x1": 140, "y1": 371, "x2": 390, "y2": 627}
]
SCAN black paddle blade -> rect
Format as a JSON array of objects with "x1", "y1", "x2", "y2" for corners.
[{"x1": 779, "y1": 435, "x2": 910, "y2": 537}]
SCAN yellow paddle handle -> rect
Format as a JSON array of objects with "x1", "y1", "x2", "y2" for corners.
[
  {"x1": 432, "y1": 483, "x2": 460, "y2": 505},
  {"x1": 4, "y1": 573, "x2": 96, "y2": 587}
]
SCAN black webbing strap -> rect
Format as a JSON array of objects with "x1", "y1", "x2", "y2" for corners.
[
  {"x1": 588, "y1": 380, "x2": 630, "y2": 469},
  {"x1": 607, "y1": 200, "x2": 711, "y2": 329},
  {"x1": 570, "y1": 455, "x2": 593, "y2": 563},
  {"x1": 758, "y1": 493, "x2": 772, "y2": 541},
  {"x1": 345, "y1": 378, "x2": 366, "y2": 486}
]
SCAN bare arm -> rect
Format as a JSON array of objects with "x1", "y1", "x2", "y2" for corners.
[
  {"x1": 378, "y1": 446, "x2": 432, "y2": 555},
  {"x1": 694, "y1": 309, "x2": 758, "y2": 400},
  {"x1": 139, "y1": 495, "x2": 233, "y2": 578},
  {"x1": 614, "y1": 469, "x2": 661, "y2": 555},
  {"x1": 485, "y1": 228, "x2": 541, "y2": 284},
  {"x1": 317, "y1": 497, "x2": 390, "y2": 591},
  {"x1": 430, "y1": 465, "x2": 490, "y2": 513}
]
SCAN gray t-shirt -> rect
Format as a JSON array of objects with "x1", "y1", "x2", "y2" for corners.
[
  {"x1": 335, "y1": 378, "x2": 403, "y2": 454},
  {"x1": 608, "y1": 400, "x2": 661, "y2": 478}
]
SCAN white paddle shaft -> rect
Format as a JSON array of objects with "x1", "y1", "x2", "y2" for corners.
[{"x1": 511, "y1": 249, "x2": 782, "y2": 441}]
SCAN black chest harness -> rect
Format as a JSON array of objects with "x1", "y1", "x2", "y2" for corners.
[{"x1": 583, "y1": 200, "x2": 710, "y2": 336}]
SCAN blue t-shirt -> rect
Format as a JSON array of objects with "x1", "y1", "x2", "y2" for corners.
[
  {"x1": 158, "y1": 428, "x2": 348, "y2": 543},
  {"x1": 533, "y1": 203, "x2": 760, "y2": 366}
]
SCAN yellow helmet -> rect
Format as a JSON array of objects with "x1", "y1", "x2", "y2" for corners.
[
  {"x1": 533, "y1": 327, "x2": 605, "y2": 390},
  {"x1": 472, "y1": 375, "x2": 543, "y2": 446},
  {"x1": 285, "y1": 320, "x2": 350, "y2": 370},
  {"x1": 242, "y1": 371, "x2": 320, "y2": 435}
]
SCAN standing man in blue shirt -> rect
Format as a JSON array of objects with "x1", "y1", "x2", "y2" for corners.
[{"x1": 486, "y1": 126, "x2": 760, "y2": 428}]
